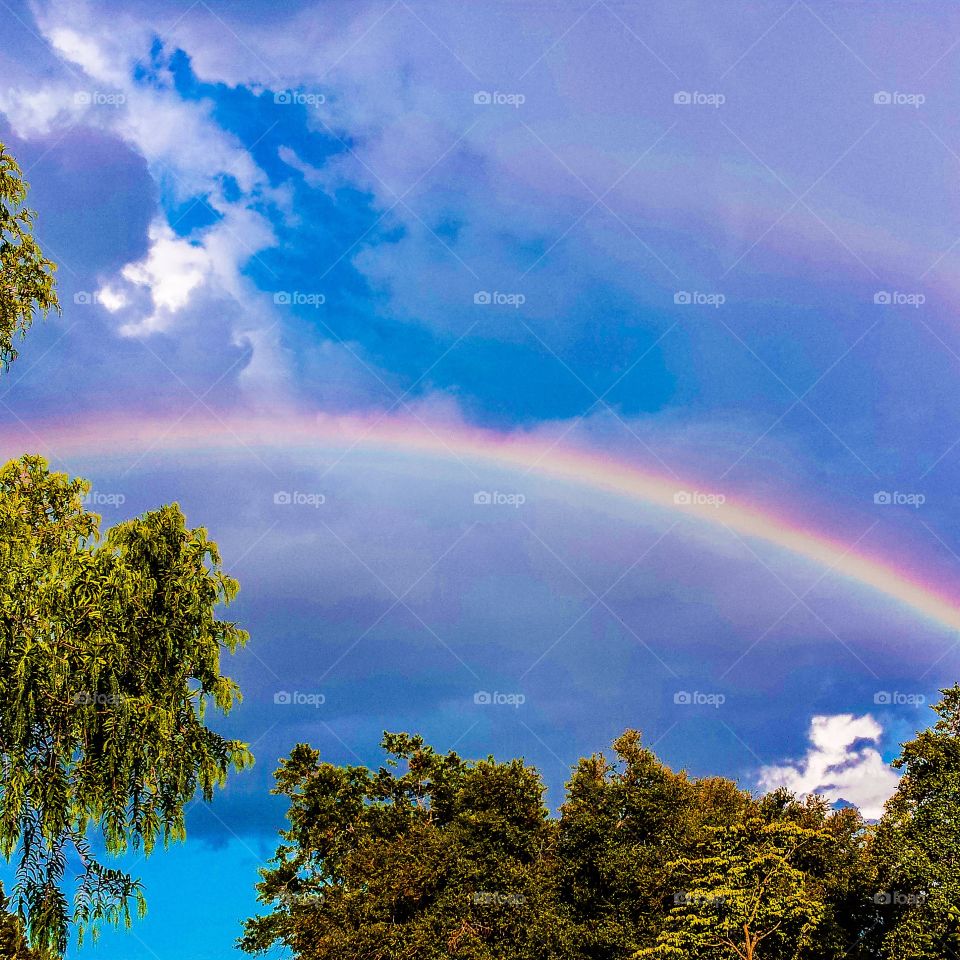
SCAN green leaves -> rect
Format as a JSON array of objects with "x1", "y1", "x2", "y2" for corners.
[
  {"x1": 241, "y1": 734, "x2": 572, "y2": 960},
  {"x1": 0, "y1": 142, "x2": 59, "y2": 370},
  {"x1": 0, "y1": 885, "x2": 37, "y2": 959},
  {"x1": 870, "y1": 685, "x2": 960, "y2": 958},
  {"x1": 0, "y1": 456, "x2": 250, "y2": 956},
  {"x1": 0, "y1": 139, "x2": 246, "y2": 960},
  {"x1": 636, "y1": 814, "x2": 832, "y2": 960},
  {"x1": 244, "y1": 730, "x2": 895, "y2": 960}
]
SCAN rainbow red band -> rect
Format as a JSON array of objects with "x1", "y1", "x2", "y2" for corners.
[{"x1": 4, "y1": 412, "x2": 958, "y2": 633}]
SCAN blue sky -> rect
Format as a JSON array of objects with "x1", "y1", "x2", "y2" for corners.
[{"x1": 2, "y1": 0, "x2": 960, "y2": 956}]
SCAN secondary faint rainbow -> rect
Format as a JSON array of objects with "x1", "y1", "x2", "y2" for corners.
[{"x1": 4, "y1": 411, "x2": 960, "y2": 633}]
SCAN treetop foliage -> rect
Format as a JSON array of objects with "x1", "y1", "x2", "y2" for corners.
[
  {"x1": 0, "y1": 142, "x2": 59, "y2": 369},
  {"x1": 242, "y1": 690, "x2": 960, "y2": 960},
  {"x1": 0, "y1": 455, "x2": 251, "y2": 955}
]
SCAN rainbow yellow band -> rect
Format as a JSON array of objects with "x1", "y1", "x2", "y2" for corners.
[{"x1": 4, "y1": 412, "x2": 958, "y2": 633}]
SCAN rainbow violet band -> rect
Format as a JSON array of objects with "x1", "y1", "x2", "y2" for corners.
[{"x1": 4, "y1": 411, "x2": 959, "y2": 633}]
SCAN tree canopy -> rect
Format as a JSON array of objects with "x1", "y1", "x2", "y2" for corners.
[
  {"x1": 0, "y1": 455, "x2": 251, "y2": 955},
  {"x1": 239, "y1": 732, "x2": 575, "y2": 959},
  {"x1": 0, "y1": 142, "x2": 59, "y2": 369},
  {"x1": 0, "y1": 885, "x2": 36, "y2": 959},
  {"x1": 243, "y1": 690, "x2": 960, "y2": 960},
  {"x1": 870, "y1": 684, "x2": 960, "y2": 958},
  {"x1": 0, "y1": 140, "x2": 252, "y2": 958}
]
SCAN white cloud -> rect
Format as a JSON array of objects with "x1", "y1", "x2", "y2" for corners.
[
  {"x1": 277, "y1": 145, "x2": 326, "y2": 189},
  {"x1": 0, "y1": 0, "x2": 296, "y2": 396},
  {"x1": 46, "y1": 24, "x2": 128, "y2": 85},
  {"x1": 0, "y1": 84, "x2": 84, "y2": 135},
  {"x1": 111, "y1": 221, "x2": 211, "y2": 335},
  {"x1": 758, "y1": 714, "x2": 900, "y2": 820},
  {"x1": 95, "y1": 284, "x2": 127, "y2": 312}
]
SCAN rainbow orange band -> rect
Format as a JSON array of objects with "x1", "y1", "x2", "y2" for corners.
[{"x1": 3, "y1": 412, "x2": 958, "y2": 633}]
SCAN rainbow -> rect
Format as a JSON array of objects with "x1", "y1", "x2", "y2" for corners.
[{"x1": 3, "y1": 411, "x2": 959, "y2": 633}]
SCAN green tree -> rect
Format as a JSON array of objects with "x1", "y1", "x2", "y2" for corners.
[
  {"x1": 0, "y1": 142, "x2": 59, "y2": 369},
  {"x1": 0, "y1": 455, "x2": 251, "y2": 956},
  {"x1": 243, "y1": 731, "x2": 885, "y2": 960},
  {"x1": 770, "y1": 795, "x2": 875, "y2": 960},
  {"x1": 0, "y1": 885, "x2": 36, "y2": 959},
  {"x1": 635, "y1": 801, "x2": 829, "y2": 960},
  {"x1": 240, "y1": 733, "x2": 574, "y2": 959},
  {"x1": 871, "y1": 685, "x2": 960, "y2": 958},
  {"x1": 556, "y1": 730, "x2": 749, "y2": 958}
]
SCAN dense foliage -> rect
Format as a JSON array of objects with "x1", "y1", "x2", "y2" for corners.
[
  {"x1": 0, "y1": 456, "x2": 251, "y2": 955},
  {"x1": 0, "y1": 142, "x2": 58, "y2": 369},
  {"x1": 871, "y1": 686, "x2": 960, "y2": 958},
  {"x1": 0, "y1": 141, "x2": 251, "y2": 956},
  {"x1": 243, "y1": 689, "x2": 960, "y2": 960},
  {"x1": 0, "y1": 885, "x2": 36, "y2": 959},
  {"x1": 239, "y1": 732, "x2": 574, "y2": 959}
]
